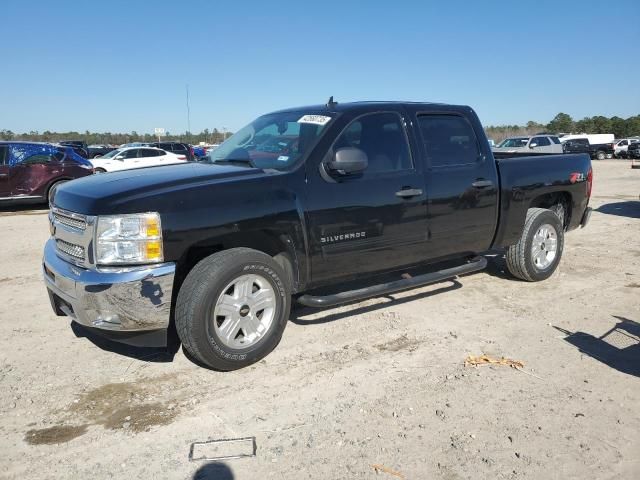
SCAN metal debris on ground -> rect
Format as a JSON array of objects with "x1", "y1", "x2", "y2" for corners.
[
  {"x1": 464, "y1": 354, "x2": 524, "y2": 370},
  {"x1": 188, "y1": 436, "x2": 257, "y2": 461},
  {"x1": 372, "y1": 464, "x2": 405, "y2": 479}
]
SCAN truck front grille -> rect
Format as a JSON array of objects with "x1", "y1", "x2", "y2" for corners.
[
  {"x1": 53, "y1": 210, "x2": 87, "y2": 231},
  {"x1": 56, "y1": 239, "x2": 85, "y2": 260}
]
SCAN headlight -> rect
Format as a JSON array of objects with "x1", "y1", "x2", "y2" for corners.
[{"x1": 96, "y1": 212, "x2": 163, "y2": 264}]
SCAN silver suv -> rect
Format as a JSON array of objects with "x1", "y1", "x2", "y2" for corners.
[{"x1": 493, "y1": 135, "x2": 563, "y2": 154}]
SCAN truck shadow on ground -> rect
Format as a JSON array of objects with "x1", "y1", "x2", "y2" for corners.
[
  {"x1": 291, "y1": 279, "x2": 462, "y2": 325},
  {"x1": 596, "y1": 201, "x2": 640, "y2": 219},
  {"x1": 553, "y1": 316, "x2": 640, "y2": 378},
  {"x1": 192, "y1": 462, "x2": 234, "y2": 480},
  {"x1": 70, "y1": 322, "x2": 181, "y2": 362}
]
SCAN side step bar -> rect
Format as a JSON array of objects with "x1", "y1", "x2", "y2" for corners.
[{"x1": 297, "y1": 256, "x2": 487, "y2": 308}]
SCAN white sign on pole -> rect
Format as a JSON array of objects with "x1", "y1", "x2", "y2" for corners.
[{"x1": 154, "y1": 128, "x2": 165, "y2": 135}]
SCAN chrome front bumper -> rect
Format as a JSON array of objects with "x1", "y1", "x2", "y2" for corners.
[{"x1": 43, "y1": 238, "x2": 175, "y2": 333}]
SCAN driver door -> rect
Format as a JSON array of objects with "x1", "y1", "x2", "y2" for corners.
[{"x1": 304, "y1": 110, "x2": 428, "y2": 285}]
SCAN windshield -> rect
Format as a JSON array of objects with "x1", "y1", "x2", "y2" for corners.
[
  {"x1": 207, "y1": 111, "x2": 333, "y2": 169},
  {"x1": 100, "y1": 148, "x2": 123, "y2": 159},
  {"x1": 497, "y1": 137, "x2": 529, "y2": 148}
]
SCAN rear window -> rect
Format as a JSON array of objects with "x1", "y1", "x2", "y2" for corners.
[{"x1": 550, "y1": 136, "x2": 561, "y2": 144}]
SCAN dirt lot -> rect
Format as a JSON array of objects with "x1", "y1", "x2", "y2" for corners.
[{"x1": 0, "y1": 160, "x2": 638, "y2": 480}]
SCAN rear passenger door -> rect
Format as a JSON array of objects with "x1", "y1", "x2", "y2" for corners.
[
  {"x1": 530, "y1": 136, "x2": 553, "y2": 153},
  {"x1": 136, "y1": 148, "x2": 162, "y2": 167},
  {"x1": 415, "y1": 113, "x2": 499, "y2": 259}
]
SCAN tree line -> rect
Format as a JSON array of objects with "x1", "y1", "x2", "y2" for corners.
[
  {"x1": 485, "y1": 113, "x2": 640, "y2": 143},
  {"x1": 2, "y1": 112, "x2": 639, "y2": 145},
  {"x1": 0, "y1": 128, "x2": 231, "y2": 145}
]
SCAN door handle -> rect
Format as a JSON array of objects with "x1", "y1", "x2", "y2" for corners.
[
  {"x1": 395, "y1": 188, "x2": 423, "y2": 198},
  {"x1": 471, "y1": 180, "x2": 494, "y2": 188},
  {"x1": 0, "y1": 173, "x2": 8, "y2": 178}
]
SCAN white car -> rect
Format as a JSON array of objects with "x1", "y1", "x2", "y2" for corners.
[
  {"x1": 90, "y1": 147, "x2": 186, "y2": 173},
  {"x1": 614, "y1": 138, "x2": 640, "y2": 158}
]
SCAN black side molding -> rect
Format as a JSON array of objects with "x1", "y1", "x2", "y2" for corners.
[{"x1": 297, "y1": 256, "x2": 487, "y2": 308}]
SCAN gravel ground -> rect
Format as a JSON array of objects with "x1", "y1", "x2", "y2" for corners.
[{"x1": 0, "y1": 160, "x2": 638, "y2": 480}]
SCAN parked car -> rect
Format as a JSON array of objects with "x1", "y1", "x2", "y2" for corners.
[
  {"x1": 59, "y1": 140, "x2": 89, "y2": 158},
  {"x1": 0, "y1": 142, "x2": 93, "y2": 205},
  {"x1": 613, "y1": 138, "x2": 640, "y2": 159},
  {"x1": 44, "y1": 100, "x2": 593, "y2": 370},
  {"x1": 148, "y1": 142, "x2": 195, "y2": 161},
  {"x1": 90, "y1": 147, "x2": 187, "y2": 173},
  {"x1": 493, "y1": 135, "x2": 563, "y2": 154},
  {"x1": 627, "y1": 141, "x2": 640, "y2": 159},
  {"x1": 191, "y1": 145, "x2": 207, "y2": 159},
  {"x1": 562, "y1": 138, "x2": 615, "y2": 160},
  {"x1": 87, "y1": 144, "x2": 117, "y2": 159}
]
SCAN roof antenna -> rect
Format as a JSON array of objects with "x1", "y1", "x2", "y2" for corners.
[{"x1": 326, "y1": 96, "x2": 337, "y2": 108}]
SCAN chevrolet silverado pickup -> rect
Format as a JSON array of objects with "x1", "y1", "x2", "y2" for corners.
[{"x1": 43, "y1": 100, "x2": 593, "y2": 370}]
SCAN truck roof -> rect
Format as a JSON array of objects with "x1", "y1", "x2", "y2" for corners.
[{"x1": 269, "y1": 100, "x2": 471, "y2": 115}]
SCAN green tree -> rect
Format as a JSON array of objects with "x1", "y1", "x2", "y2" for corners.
[{"x1": 547, "y1": 113, "x2": 574, "y2": 133}]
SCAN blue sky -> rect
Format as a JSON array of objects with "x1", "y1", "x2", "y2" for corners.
[{"x1": 1, "y1": 0, "x2": 639, "y2": 134}]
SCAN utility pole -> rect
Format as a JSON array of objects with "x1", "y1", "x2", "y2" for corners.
[{"x1": 185, "y1": 84, "x2": 191, "y2": 139}]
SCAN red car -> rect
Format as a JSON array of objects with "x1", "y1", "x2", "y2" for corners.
[{"x1": 0, "y1": 142, "x2": 94, "y2": 205}]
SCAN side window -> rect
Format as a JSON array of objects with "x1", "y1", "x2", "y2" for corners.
[
  {"x1": 533, "y1": 137, "x2": 550, "y2": 146},
  {"x1": 550, "y1": 136, "x2": 561, "y2": 144},
  {"x1": 10, "y1": 145, "x2": 58, "y2": 165},
  {"x1": 417, "y1": 114, "x2": 480, "y2": 167},
  {"x1": 0, "y1": 146, "x2": 8, "y2": 165},
  {"x1": 333, "y1": 112, "x2": 412, "y2": 175},
  {"x1": 620, "y1": 140, "x2": 628, "y2": 146},
  {"x1": 124, "y1": 149, "x2": 139, "y2": 159},
  {"x1": 140, "y1": 149, "x2": 159, "y2": 157}
]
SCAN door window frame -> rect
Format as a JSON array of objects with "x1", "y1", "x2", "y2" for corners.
[
  {"x1": 321, "y1": 111, "x2": 416, "y2": 182},
  {"x1": 414, "y1": 112, "x2": 483, "y2": 169}
]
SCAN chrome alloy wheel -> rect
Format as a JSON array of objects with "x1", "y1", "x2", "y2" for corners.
[
  {"x1": 211, "y1": 274, "x2": 277, "y2": 349},
  {"x1": 531, "y1": 223, "x2": 558, "y2": 270}
]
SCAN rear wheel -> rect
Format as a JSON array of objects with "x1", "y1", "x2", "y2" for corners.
[
  {"x1": 94, "y1": 168, "x2": 107, "y2": 173},
  {"x1": 595, "y1": 150, "x2": 606, "y2": 160},
  {"x1": 506, "y1": 208, "x2": 564, "y2": 282},
  {"x1": 175, "y1": 248, "x2": 291, "y2": 370}
]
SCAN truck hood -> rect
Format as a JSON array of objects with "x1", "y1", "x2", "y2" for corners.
[{"x1": 54, "y1": 162, "x2": 265, "y2": 215}]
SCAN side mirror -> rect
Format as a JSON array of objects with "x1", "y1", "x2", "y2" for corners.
[
  {"x1": 326, "y1": 147, "x2": 368, "y2": 175},
  {"x1": 529, "y1": 143, "x2": 538, "y2": 149}
]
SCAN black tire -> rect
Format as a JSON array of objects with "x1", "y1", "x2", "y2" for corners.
[
  {"x1": 595, "y1": 150, "x2": 606, "y2": 160},
  {"x1": 175, "y1": 247, "x2": 291, "y2": 371},
  {"x1": 47, "y1": 180, "x2": 67, "y2": 206},
  {"x1": 505, "y1": 208, "x2": 564, "y2": 282},
  {"x1": 94, "y1": 168, "x2": 107, "y2": 173}
]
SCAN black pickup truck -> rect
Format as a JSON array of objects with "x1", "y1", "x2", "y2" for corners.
[
  {"x1": 44, "y1": 101, "x2": 593, "y2": 370},
  {"x1": 562, "y1": 137, "x2": 614, "y2": 160}
]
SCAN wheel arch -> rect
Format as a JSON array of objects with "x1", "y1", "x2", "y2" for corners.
[
  {"x1": 529, "y1": 191, "x2": 572, "y2": 229},
  {"x1": 175, "y1": 229, "x2": 302, "y2": 297}
]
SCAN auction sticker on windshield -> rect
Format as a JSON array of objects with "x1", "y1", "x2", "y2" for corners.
[{"x1": 297, "y1": 115, "x2": 331, "y2": 126}]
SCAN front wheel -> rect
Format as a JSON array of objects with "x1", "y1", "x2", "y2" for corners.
[
  {"x1": 175, "y1": 248, "x2": 291, "y2": 370},
  {"x1": 505, "y1": 208, "x2": 564, "y2": 282},
  {"x1": 595, "y1": 150, "x2": 606, "y2": 160},
  {"x1": 94, "y1": 168, "x2": 107, "y2": 173}
]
